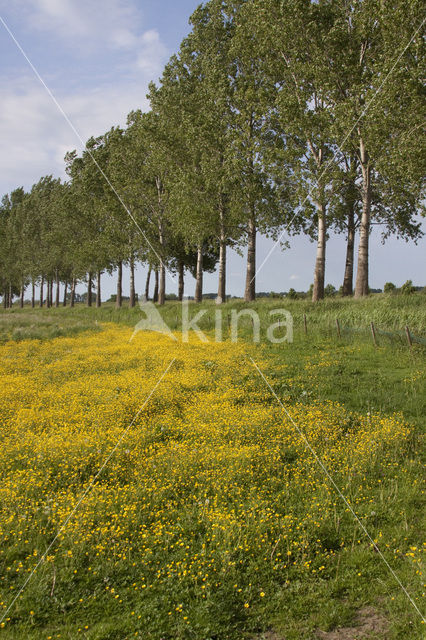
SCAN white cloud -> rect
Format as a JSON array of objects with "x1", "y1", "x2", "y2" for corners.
[
  {"x1": 9, "y1": 0, "x2": 143, "y2": 50},
  {"x1": 136, "y1": 30, "x2": 168, "y2": 74},
  {"x1": 289, "y1": 274, "x2": 299, "y2": 280},
  {"x1": 0, "y1": 0, "x2": 169, "y2": 195},
  {"x1": 1, "y1": 0, "x2": 168, "y2": 74},
  {"x1": 0, "y1": 77, "x2": 150, "y2": 194}
]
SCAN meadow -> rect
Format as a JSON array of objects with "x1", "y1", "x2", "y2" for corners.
[
  {"x1": 1, "y1": 293, "x2": 425, "y2": 344},
  {"x1": 0, "y1": 296, "x2": 424, "y2": 639}
]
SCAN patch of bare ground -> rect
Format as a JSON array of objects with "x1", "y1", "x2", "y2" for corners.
[
  {"x1": 316, "y1": 606, "x2": 389, "y2": 639},
  {"x1": 252, "y1": 607, "x2": 389, "y2": 640}
]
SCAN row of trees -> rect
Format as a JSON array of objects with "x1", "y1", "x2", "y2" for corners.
[{"x1": 1, "y1": 0, "x2": 424, "y2": 308}]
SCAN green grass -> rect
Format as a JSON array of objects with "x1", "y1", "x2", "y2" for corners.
[
  {"x1": 0, "y1": 296, "x2": 425, "y2": 639},
  {"x1": 259, "y1": 331, "x2": 425, "y2": 638},
  {"x1": 2, "y1": 292, "x2": 425, "y2": 343}
]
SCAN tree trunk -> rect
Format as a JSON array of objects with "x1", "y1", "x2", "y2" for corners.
[
  {"x1": 20, "y1": 282, "x2": 24, "y2": 308},
  {"x1": 153, "y1": 270, "x2": 159, "y2": 303},
  {"x1": 158, "y1": 262, "x2": 166, "y2": 305},
  {"x1": 87, "y1": 272, "x2": 92, "y2": 307},
  {"x1": 39, "y1": 277, "x2": 44, "y2": 307},
  {"x1": 178, "y1": 260, "x2": 184, "y2": 302},
  {"x1": 31, "y1": 280, "x2": 35, "y2": 308},
  {"x1": 194, "y1": 244, "x2": 203, "y2": 303},
  {"x1": 312, "y1": 203, "x2": 326, "y2": 302},
  {"x1": 157, "y1": 218, "x2": 166, "y2": 306},
  {"x1": 144, "y1": 267, "x2": 151, "y2": 301},
  {"x1": 129, "y1": 256, "x2": 135, "y2": 308},
  {"x1": 354, "y1": 136, "x2": 371, "y2": 298},
  {"x1": 116, "y1": 261, "x2": 122, "y2": 308},
  {"x1": 342, "y1": 208, "x2": 355, "y2": 296},
  {"x1": 55, "y1": 269, "x2": 60, "y2": 308},
  {"x1": 96, "y1": 271, "x2": 101, "y2": 308},
  {"x1": 217, "y1": 204, "x2": 226, "y2": 303},
  {"x1": 244, "y1": 215, "x2": 256, "y2": 302},
  {"x1": 49, "y1": 279, "x2": 53, "y2": 307},
  {"x1": 8, "y1": 284, "x2": 12, "y2": 308},
  {"x1": 46, "y1": 279, "x2": 51, "y2": 308},
  {"x1": 70, "y1": 278, "x2": 76, "y2": 307},
  {"x1": 2, "y1": 289, "x2": 7, "y2": 309},
  {"x1": 63, "y1": 281, "x2": 67, "y2": 306},
  {"x1": 156, "y1": 179, "x2": 166, "y2": 306}
]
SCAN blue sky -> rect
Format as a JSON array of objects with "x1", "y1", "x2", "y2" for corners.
[{"x1": 1, "y1": 0, "x2": 424, "y2": 299}]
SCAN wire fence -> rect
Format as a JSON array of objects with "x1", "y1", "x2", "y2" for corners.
[{"x1": 302, "y1": 314, "x2": 426, "y2": 348}]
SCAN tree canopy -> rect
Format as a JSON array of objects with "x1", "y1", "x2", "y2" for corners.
[{"x1": 1, "y1": 0, "x2": 424, "y2": 307}]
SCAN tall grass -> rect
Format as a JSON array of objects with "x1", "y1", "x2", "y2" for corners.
[{"x1": 1, "y1": 293, "x2": 425, "y2": 343}]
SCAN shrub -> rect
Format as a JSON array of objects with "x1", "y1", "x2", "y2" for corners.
[
  {"x1": 384, "y1": 282, "x2": 396, "y2": 294},
  {"x1": 400, "y1": 280, "x2": 415, "y2": 295}
]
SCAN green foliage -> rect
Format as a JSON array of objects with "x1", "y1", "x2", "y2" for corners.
[
  {"x1": 0, "y1": 0, "x2": 424, "y2": 304},
  {"x1": 400, "y1": 279, "x2": 415, "y2": 295},
  {"x1": 384, "y1": 282, "x2": 397, "y2": 294},
  {"x1": 286, "y1": 288, "x2": 298, "y2": 299}
]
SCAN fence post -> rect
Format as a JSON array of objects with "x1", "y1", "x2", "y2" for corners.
[
  {"x1": 336, "y1": 319, "x2": 341, "y2": 338},
  {"x1": 303, "y1": 313, "x2": 307, "y2": 335},
  {"x1": 405, "y1": 325, "x2": 413, "y2": 348},
  {"x1": 370, "y1": 322, "x2": 378, "y2": 347}
]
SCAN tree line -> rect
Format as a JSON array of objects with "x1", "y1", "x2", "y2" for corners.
[{"x1": 1, "y1": 0, "x2": 424, "y2": 309}]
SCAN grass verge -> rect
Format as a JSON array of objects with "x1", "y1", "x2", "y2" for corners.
[{"x1": 0, "y1": 303, "x2": 424, "y2": 639}]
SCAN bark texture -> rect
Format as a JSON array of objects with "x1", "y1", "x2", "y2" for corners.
[
  {"x1": 46, "y1": 279, "x2": 51, "y2": 308},
  {"x1": 354, "y1": 136, "x2": 371, "y2": 298},
  {"x1": 39, "y1": 277, "x2": 44, "y2": 307},
  {"x1": 217, "y1": 198, "x2": 226, "y2": 303},
  {"x1": 342, "y1": 208, "x2": 355, "y2": 296},
  {"x1": 129, "y1": 256, "x2": 135, "y2": 307},
  {"x1": 178, "y1": 261, "x2": 184, "y2": 301},
  {"x1": 158, "y1": 262, "x2": 166, "y2": 306},
  {"x1": 70, "y1": 278, "x2": 76, "y2": 307},
  {"x1": 55, "y1": 270, "x2": 60, "y2": 308},
  {"x1": 312, "y1": 204, "x2": 326, "y2": 302},
  {"x1": 63, "y1": 281, "x2": 67, "y2": 306},
  {"x1": 194, "y1": 245, "x2": 203, "y2": 303},
  {"x1": 144, "y1": 268, "x2": 151, "y2": 301},
  {"x1": 244, "y1": 216, "x2": 256, "y2": 302},
  {"x1": 153, "y1": 270, "x2": 159, "y2": 303},
  {"x1": 116, "y1": 261, "x2": 122, "y2": 308},
  {"x1": 87, "y1": 272, "x2": 92, "y2": 307},
  {"x1": 96, "y1": 271, "x2": 101, "y2": 308}
]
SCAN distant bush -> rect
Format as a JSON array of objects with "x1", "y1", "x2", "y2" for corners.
[
  {"x1": 108, "y1": 294, "x2": 139, "y2": 302},
  {"x1": 324, "y1": 284, "x2": 337, "y2": 297},
  {"x1": 384, "y1": 282, "x2": 396, "y2": 294},
  {"x1": 400, "y1": 280, "x2": 415, "y2": 295},
  {"x1": 286, "y1": 288, "x2": 298, "y2": 299}
]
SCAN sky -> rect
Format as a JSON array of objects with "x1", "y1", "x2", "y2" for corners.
[{"x1": 1, "y1": 0, "x2": 425, "y2": 300}]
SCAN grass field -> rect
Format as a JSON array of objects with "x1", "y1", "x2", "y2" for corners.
[
  {"x1": 1, "y1": 293, "x2": 425, "y2": 343},
  {"x1": 0, "y1": 296, "x2": 424, "y2": 639}
]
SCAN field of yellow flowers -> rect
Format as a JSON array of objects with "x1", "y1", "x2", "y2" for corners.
[{"x1": 0, "y1": 324, "x2": 423, "y2": 639}]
